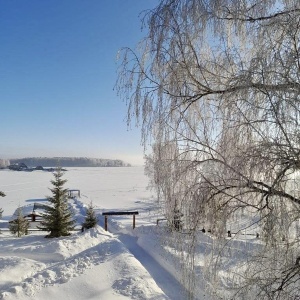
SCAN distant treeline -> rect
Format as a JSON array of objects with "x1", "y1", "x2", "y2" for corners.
[{"x1": 0, "y1": 157, "x2": 131, "y2": 168}]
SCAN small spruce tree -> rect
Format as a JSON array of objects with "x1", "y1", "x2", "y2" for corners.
[
  {"x1": 82, "y1": 202, "x2": 98, "y2": 230},
  {"x1": 9, "y1": 206, "x2": 30, "y2": 237},
  {"x1": 38, "y1": 168, "x2": 75, "y2": 238}
]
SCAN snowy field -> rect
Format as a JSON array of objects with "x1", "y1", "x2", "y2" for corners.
[
  {"x1": 0, "y1": 167, "x2": 193, "y2": 300},
  {"x1": 0, "y1": 167, "x2": 260, "y2": 299}
]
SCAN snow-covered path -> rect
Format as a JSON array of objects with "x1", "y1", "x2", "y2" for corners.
[
  {"x1": 84, "y1": 204, "x2": 187, "y2": 299},
  {"x1": 116, "y1": 233, "x2": 186, "y2": 300}
]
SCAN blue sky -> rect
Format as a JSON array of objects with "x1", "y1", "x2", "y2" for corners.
[{"x1": 0, "y1": 0, "x2": 158, "y2": 165}]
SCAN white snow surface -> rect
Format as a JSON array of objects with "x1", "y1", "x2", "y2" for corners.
[
  {"x1": 0, "y1": 167, "x2": 188, "y2": 300},
  {"x1": 0, "y1": 167, "x2": 260, "y2": 299}
]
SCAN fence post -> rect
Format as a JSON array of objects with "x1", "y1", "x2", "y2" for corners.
[
  {"x1": 133, "y1": 214, "x2": 136, "y2": 229},
  {"x1": 104, "y1": 216, "x2": 108, "y2": 231}
]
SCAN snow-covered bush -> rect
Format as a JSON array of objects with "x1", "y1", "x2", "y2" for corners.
[
  {"x1": 9, "y1": 207, "x2": 29, "y2": 237},
  {"x1": 82, "y1": 202, "x2": 98, "y2": 230}
]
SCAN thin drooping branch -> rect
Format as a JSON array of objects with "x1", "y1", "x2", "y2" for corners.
[{"x1": 118, "y1": 1, "x2": 300, "y2": 299}]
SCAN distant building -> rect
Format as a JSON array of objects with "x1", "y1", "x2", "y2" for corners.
[
  {"x1": 35, "y1": 166, "x2": 44, "y2": 170},
  {"x1": 8, "y1": 163, "x2": 28, "y2": 171}
]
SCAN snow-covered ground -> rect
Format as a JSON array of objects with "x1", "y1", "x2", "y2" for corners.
[
  {"x1": 0, "y1": 167, "x2": 261, "y2": 299},
  {"x1": 0, "y1": 167, "x2": 192, "y2": 300}
]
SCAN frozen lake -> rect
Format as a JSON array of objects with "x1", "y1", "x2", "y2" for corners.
[{"x1": 0, "y1": 166, "x2": 153, "y2": 217}]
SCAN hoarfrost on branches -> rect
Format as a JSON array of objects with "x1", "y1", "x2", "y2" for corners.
[{"x1": 117, "y1": 0, "x2": 300, "y2": 299}]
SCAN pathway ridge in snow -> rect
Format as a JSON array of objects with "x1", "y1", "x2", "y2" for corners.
[{"x1": 0, "y1": 207, "x2": 169, "y2": 300}]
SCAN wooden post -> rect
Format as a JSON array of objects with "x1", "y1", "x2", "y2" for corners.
[
  {"x1": 104, "y1": 216, "x2": 108, "y2": 231},
  {"x1": 102, "y1": 211, "x2": 138, "y2": 231},
  {"x1": 133, "y1": 214, "x2": 136, "y2": 229}
]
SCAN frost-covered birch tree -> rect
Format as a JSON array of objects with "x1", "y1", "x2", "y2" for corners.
[{"x1": 117, "y1": 0, "x2": 300, "y2": 299}]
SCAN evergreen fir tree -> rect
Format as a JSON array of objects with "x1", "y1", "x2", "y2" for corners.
[
  {"x1": 82, "y1": 202, "x2": 98, "y2": 230},
  {"x1": 38, "y1": 168, "x2": 75, "y2": 238},
  {"x1": 9, "y1": 206, "x2": 30, "y2": 237}
]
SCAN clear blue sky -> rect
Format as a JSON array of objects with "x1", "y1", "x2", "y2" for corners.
[{"x1": 0, "y1": 0, "x2": 158, "y2": 165}]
